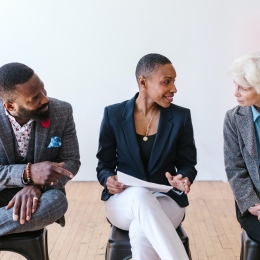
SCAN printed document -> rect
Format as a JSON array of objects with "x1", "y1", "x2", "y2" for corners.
[{"x1": 117, "y1": 171, "x2": 172, "y2": 192}]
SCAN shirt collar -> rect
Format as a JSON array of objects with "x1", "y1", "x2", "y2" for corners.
[
  {"x1": 4, "y1": 108, "x2": 10, "y2": 117},
  {"x1": 251, "y1": 106, "x2": 260, "y2": 122}
]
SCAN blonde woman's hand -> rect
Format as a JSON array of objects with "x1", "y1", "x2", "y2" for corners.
[
  {"x1": 106, "y1": 175, "x2": 126, "y2": 195},
  {"x1": 248, "y1": 203, "x2": 260, "y2": 221}
]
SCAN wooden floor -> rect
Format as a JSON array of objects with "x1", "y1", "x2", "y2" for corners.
[{"x1": 0, "y1": 181, "x2": 241, "y2": 260}]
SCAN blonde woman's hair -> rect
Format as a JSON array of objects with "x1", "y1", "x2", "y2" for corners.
[{"x1": 230, "y1": 51, "x2": 260, "y2": 93}]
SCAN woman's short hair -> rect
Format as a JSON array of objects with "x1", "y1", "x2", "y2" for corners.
[
  {"x1": 230, "y1": 51, "x2": 260, "y2": 93},
  {"x1": 135, "y1": 53, "x2": 172, "y2": 81}
]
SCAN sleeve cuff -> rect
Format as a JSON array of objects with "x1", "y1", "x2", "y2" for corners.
[{"x1": 172, "y1": 187, "x2": 183, "y2": 195}]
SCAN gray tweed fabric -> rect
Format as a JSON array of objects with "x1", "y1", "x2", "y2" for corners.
[
  {"x1": 0, "y1": 98, "x2": 80, "y2": 235},
  {"x1": 224, "y1": 106, "x2": 260, "y2": 215}
]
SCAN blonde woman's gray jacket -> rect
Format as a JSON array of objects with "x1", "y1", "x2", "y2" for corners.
[{"x1": 224, "y1": 105, "x2": 260, "y2": 215}]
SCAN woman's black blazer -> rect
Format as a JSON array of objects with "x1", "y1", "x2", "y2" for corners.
[{"x1": 96, "y1": 93, "x2": 197, "y2": 207}]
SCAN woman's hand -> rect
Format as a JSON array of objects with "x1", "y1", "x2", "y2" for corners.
[
  {"x1": 182, "y1": 177, "x2": 191, "y2": 194},
  {"x1": 248, "y1": 204, "x2": 260, "y2": 220},
  {"x1": 106, "y1": 175, "x2": 126, "y2": 195},
  {"x1": 165, "y1": 172, "x2": 191, "y2": 194}
]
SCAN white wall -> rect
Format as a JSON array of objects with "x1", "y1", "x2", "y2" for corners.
[{"x1": 0, "y1": 0, "x2": 260, "y2": 181}]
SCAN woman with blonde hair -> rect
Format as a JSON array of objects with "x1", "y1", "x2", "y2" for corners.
[{"x1": 224, "y1": 51, "x2": 260, "y2": 244}]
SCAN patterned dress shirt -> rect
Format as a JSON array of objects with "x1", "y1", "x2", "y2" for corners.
[{"x1": 5, "y1": 109, "x2": 34, "y2": 157}]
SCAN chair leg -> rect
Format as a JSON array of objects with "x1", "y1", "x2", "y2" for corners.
[
  {"x1": 106, "y1": 224, "x2": 192, "y2": 260},
  {"x1": 45, "y1": 229, "x2": 50, "y2": 260},
  {"x1": 25, "y1": 229, "x2": 49, "y2": 260},
  {"x1": 122, "y1": 256, "x2": 132, "y2": 260},
  {"x1": 240, "y1": 230, "x2": 244, "y2": 260},
  {"x1": 0, "y1": 229, "x2": 49, "y2": 260},
  {"x1": 240, "y1": 229, "x2": 260, "y2": 260}
]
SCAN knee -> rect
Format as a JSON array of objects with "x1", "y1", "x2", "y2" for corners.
[
  {"x1": 53, "y1": 189, "x2": 68, "y2": 213},
  {"x1": 127, "y1": 187, "x2": 154, "y2": 200},
  {"x1": 126, "y1": 187, "x2": 160, "y2": 209},
  {"x1": 52, "y1": 189, "x2": 68, "y2": 214},
  {"x1": 40, "y1": 189, "x2": 68, "y2": 216},
  {"x1": 130, "y1": 187, "x2": 158, "y2": 203},
  {"x1": 50, "y1": 189, "x2": 67, "y2": 203}
]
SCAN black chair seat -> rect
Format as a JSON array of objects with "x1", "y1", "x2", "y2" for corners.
[
  {"x1": 105, "y1": 224, "x2": 192, "y2": 260},
  {"x1": 240, "y1": 229, "x2": 260, "y2": 260},
  {"x1": 0, "y1": 228, "x2": 49, "y2": 260}
]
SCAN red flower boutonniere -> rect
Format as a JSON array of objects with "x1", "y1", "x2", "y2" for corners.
[{"x1": 40, "y1": 118, "x2": 51, "y2": 128}]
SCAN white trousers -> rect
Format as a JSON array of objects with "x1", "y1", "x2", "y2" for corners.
[{"x1": 105, "y1": 187, "x2": 189, "y2": 260}]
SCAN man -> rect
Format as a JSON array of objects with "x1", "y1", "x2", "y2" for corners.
[{"x1": 0, "y1": 62, "x2": 80, "y2": 235}]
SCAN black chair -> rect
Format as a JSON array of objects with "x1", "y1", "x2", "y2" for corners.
[
  {"x1": 105, "y1": 224, "x2": 192, "y2": 260},
  {"x1": 240, "y1": 229, "x2": 260, "y2": 260},
  {"x1": 0, "y1": 228, "x2": 49, "y2": 260}
]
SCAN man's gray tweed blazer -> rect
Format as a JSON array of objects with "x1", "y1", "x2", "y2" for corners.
[
  {"x1": 224, "y1": 106, "x2": 260, "y2": 215},
  {"x1": 0, "y1": 97, "x2": 81, "y2": 190}
]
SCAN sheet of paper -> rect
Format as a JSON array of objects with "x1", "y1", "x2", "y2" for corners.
[{"x1": 117, "y1": 171, "x2": 172, "y2": 192}]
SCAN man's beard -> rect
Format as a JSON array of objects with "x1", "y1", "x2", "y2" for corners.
[{"x1": 17, "y1": 103, "x2": 50, "y2": 121}]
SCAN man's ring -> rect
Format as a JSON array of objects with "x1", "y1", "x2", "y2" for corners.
[
  {"x1": 50, "y1": 181, "x2": 54, "y2": 186},
  {"x1": 33, "y1": 197, "x2": 38, "y2": 201}
]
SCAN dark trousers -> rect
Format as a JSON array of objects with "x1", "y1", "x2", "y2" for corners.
[
  {"x1": 236, "y1": 202, "x2": 260, "y2": 243},
  {"x1": 0, "y1": 188, "x2": 22, "y2": 207}
]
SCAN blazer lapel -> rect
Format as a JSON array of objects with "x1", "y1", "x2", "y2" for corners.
[
  {"x1": 122, "y1": 94, "x2": 146, "y2": 179},
  {"x1": 235, "y1": 106, "x2": 259, "y2": 163},
  {"x1": 0, "y1": 104, "x2": 16, "y2": 164},
  {"x1": 34, "y1": 121, "x2": 50, "y2": 162},
  {"x1": 148, "y1": 106, "x2": 174, "y2": 171}
]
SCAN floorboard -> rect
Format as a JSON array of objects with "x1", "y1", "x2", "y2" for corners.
[{"x1": 0, "y1": 181, "x2": 241, "y2": 260}]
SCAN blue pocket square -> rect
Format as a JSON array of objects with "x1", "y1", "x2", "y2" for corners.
[{"x1": 47, "y1": 136, "x2": 62, "y2": 148}]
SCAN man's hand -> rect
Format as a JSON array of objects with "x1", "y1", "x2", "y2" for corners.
[
  {"x1": 6, "y1": 186, "x2": 42, "y2": 224},
  {"x1": 248, "y1": 204, "x2": 260, "y2": 221},
  {"x1": 106, "y1": 175, "x2": 126, "y2": 195},
  {"x1": 165, "y1": 172, "x2": 191, "y2": 194},
  {"x1": 30, "y1": 161, "x2": 74, "y2": 186}
]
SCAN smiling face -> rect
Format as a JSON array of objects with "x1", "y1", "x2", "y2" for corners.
[
  {"x1": 140, "y1": 63, "x2": 177, "y2": 108},
  {"x1": 4, "y1": 73, "x2": 49, "y2": 123},
  {"x1": 234, "y1": 82, "x2": 260, "y2": 108}
]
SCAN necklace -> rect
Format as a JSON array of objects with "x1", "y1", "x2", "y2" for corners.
[{"x1": 136, "y1": 103, "x2": 158, "y2": 141}]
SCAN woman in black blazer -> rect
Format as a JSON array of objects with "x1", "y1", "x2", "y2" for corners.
[{"x1": 97, "y1": 53, "x2": 197, "y2": 260}]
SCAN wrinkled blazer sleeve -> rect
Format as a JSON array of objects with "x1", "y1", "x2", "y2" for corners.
[
  {"x1": 0, "y1": 164, "x2": 26, "y2": 188},
  {"x1": 175, "y1": 109, "x2": 197, "y2": 183},
  {"x1": 96, "y1": 107, "x2": 117, "y2": 198},
  {"x1": 224, "y1": 110, "x2": 260, "y2": 215},
  {"x1": 52, "y1": 103, "x2": 81, "y2": 189}
]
